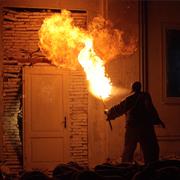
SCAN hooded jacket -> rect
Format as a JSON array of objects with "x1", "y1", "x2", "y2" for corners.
[{"x1": 106, "y1": 91, "x2": 162, "y2": 128}]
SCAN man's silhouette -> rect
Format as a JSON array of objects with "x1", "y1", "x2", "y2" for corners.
[{"x1": 105, "y1": 81, "x2": 165, "y2": 164}]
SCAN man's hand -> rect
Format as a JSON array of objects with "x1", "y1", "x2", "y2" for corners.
[
  {"x1": 156, "y1": 120, "x2": 166, "y2": 128},
  {"x1": 160, "y1": 121, "x2": 166, "y2": 128},
  {"x1": 104, "y1": 109, "x2": 113, "y2": 130},
  {"x1": 104, "y1": 109, "x2": 108, "y2": 115},
  {"x1": 104, "y1": 109, "x2": 110, "y2": 121},
  {"x1": 104, "y1": 109, "x2": 112, "y2": 121}
]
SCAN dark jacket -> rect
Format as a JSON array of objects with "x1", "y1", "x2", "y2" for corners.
[{"x1": 106, "y1": 91, "x2": 162, "y2": 128}]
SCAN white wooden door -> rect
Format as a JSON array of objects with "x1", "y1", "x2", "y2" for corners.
[{"x1": 23, "y1": 64, "x2": 69, "y2": 171}]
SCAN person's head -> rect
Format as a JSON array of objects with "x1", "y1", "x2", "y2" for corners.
[{"x1": 131, "y1": 81, "x2": 141, "y2": 93}]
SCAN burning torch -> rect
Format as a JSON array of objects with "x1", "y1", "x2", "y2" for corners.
[{"x1": 100, "y1": 96, "x2": 112, "y2": 131}]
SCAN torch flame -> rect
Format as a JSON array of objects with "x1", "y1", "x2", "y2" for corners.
[
  {"x1": 78, "y1": 38, "x2": 112, "y2": 99},
  {"x1": 39, "y1": 10, "x2": 136, "y2": 100},
  {"x1": 39, "y1": 10, "x2": 87, "y2": 69}
]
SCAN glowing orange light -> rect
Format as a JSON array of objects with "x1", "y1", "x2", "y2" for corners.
[
  {"x1": 39, "y1": 10, "x2": 136, "y2": 100},
  {"x1": 78, "y1": 38, "x2": 112, "y2": 99}
]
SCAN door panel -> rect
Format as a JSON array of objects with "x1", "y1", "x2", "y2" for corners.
[
  {"x1": 31, "y1": 138, "x2": 64, "y2": 162},
  {"x1": 31, "y1": 75, "x2": 64, "y2": 133},
  {"x1": 23, "y1": 65, "x2": 69, "y2": 170}
]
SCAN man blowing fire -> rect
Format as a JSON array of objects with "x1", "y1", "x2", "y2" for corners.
[{"x1": 105, "y1": 81, "x2": 165, "y2": 164}]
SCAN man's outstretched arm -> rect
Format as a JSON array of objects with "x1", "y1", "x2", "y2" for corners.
[{"x1": 105, "y1": 100, "x2": 127, "y2": 121}]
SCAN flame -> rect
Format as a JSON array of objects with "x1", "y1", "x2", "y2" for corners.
[
  {"x1": 39, "y1": 10, "x2": 88, "y2": 69},
  {"x1": 39, "y1": 10, "x2": 137, "y2": 100},
  {"x1": 78, "y1": 38, "x2": 112, "y2": 99}
]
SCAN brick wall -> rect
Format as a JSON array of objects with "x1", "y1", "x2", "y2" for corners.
[
  {"x1": 69, "y1": 70, "x2": 88, "y2": 166},
  {"x1": 2, "y1": 7, "x2": 88, "y2": 174}
]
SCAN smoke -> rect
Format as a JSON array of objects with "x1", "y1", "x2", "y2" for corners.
[
  {"x1": 103, "y1": 86, "x2": 130, "y2": 107},
  {"x1": 39, "y1": 9, "x2": 137, "y2": 69},
  {"x1": 112, "y1": 86, "x2": 130, "y2": 97}
]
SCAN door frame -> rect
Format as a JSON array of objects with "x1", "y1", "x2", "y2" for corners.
[
  {"x1": 22, "y1": 64, "x2": 70, "y2": 170},
  {"x1": 139, "y1": 0, "x2": 148, "y2": 91}
]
